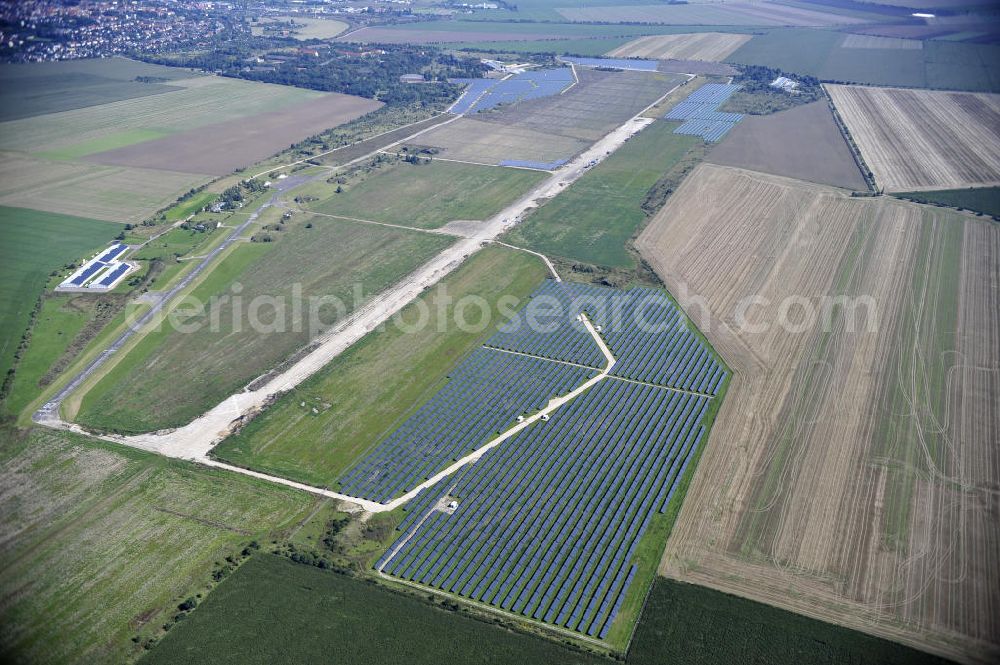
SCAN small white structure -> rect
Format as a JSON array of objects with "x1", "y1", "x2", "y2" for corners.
[
  {"x1": 447, "y1": 500, "x2": 458, "y2": 510},
  {"x1": 516, "y1": 415, "x2": 525, "y2": 423},
  {"x1": 540, "y1": 414, "x2": 550, "y2": 422},
  {"x1": 770, "y1": 76, "x2": 800, "y2": 93}
]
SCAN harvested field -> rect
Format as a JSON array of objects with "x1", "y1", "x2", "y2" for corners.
[
  {"x1": 0, "y1": 64, "x2": 368, "y2": 223},
  {"x1": 827, "y1": 84, "x2": 1000, "y2": 191},
  {"x1": 416, "y1": 117, "x2": 587, "y2": 167},
  {"x1": 607, "y1": 33, "x2": 752, "y2": 61},
  {"x1": 557, "y1": 3, "x2": 869, "y2": 26},
  {"x1": 840, "y1": 33, "x2": 922, "y2": 49},
  {"x1": 706, "y1": 101, "x2": 867, "y2": 190},
  {"x1": 252, "y1": 17, "x2": 348, "y2": 40},
  {"x1": 87, "y1": 93, "x2": 381, "y2": 175},
  {"x1": 0, "y1": 153, "x2": 209, "y2": 223},
  {"x1": 637, "y1": 164, "x2": 999, "y2": 664},
  {"x1": 74, "y1": 217, "x2": 453, "y2": 433}
]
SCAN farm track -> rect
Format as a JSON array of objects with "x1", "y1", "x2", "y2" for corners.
[{"x1": 638, "y1": 164, "x2": 999, "y2": 664}]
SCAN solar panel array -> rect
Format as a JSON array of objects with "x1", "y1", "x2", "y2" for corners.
[
  {"x1": 448, "y1": 68, "x2": 574, "y2": 115},
  {"x1": 70, "y1": 261, "x2": 106, "y2": 286},
  {"x1": 561, "y1": 56, "x2": 659, "y2": 72},
  {"x1": 336, "y1": 347, "x2": 596, "y2": 503},
  {"x1": 485, "y1": 280, "x2": 726, "y2": 395},
  {"x1": 562, "y1": 283, "x2": 727, "y2": 395},
  {"x1": 498, "y1": 158, "x2": 568, "y2": 170},
  {"x1": 663, "y1": 83, "x2": 743, "y2": 142},
  {"x1": 97, "y1": 243, "x2": 127, "y2": 263},
  {"x1": 378, "y1": 379, "x2": 711, "y2": 638},
  {"x1": 98, "y1": 263, "x2": 130, "y2": 287}
]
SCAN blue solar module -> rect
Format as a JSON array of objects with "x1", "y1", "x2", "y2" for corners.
[
  {"x1": 336, "y1": 347, "x2": 597, "y2": 503},
  {"x1": 448, "y1": 68, "x2": 574, "y2": 115},
  {"x1": 561, "y1": 57, "x2": 658, "y2": 72},
  {"x1": 498, "y1": 159, "x2": 568, "y2": 170},
  {"x1": 98, "y1": 263, "x2": 130, "y2": 287},
  {"x1": 380, "y1": 379, "x2": 713, "y2": 636},
  {"x1": 97, "y1": 244, "x2": 127, "y2": 263},
  {"x1": 483, "y1": 280, "x2": 608, "y2": 368},
  {"x1": 663, "y1": 83, "x2": 743, "y2": 142},
  {"x1": 70, "y1": 261, "x2": 106, "y2": 286},
  {"x1": 367, "y1": 279, "x2": 728, "y2": 636}
]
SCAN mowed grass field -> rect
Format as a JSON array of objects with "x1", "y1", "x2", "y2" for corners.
[
  {"x1": 826, "y1": 84, "x2": 1000, "y2": 192},
  {"x1": 74, "y1": 217, "x2": 453, "y2": 434},
  {"x1": 505, "y1": 120, "x2": 700, "y2": 268},
  {"x1": 0, "y1": 427, "x2": 317, "y2": 665},
  {"x1": 311, "y1": 160, "x2": 546, "y2": 229},
  {"x1": 140, "y1": 554, "x2": 610, "y2": 665},
  {"x1": 213, "y1": 246, "x2": 548, "y2": 487},
  {"x1": 0, "y1": 59, "x2": 376, "y2": 222},
  {"x1": 639, "y1": 164, "x2": 999, "y2": 663},
  {"x1": 628, "y1": 579, "x2": 950, "y2": 665},
  {"x1": 0, "y1": 206, "x2": 117, "y2": 414}
]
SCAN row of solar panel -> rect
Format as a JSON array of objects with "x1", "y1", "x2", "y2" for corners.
[
  {"x1": 448, "y1": 68, "x2": 574, "y2": 115},
  {"x1": 561, "y1": 56, "x2": 658, "y2": 72},
  {"x1": 379, "y1": 379, "x2": 710, "y2": 638},
  {"x1": 663, "y1": 83, "x2": 743, "y2": 142},
  {"x1": 335, "y1": 348, "x2": 596, "y2": 503},
  {"x1": 498, "y1": 158, "x2": 568, "y2": 170},
  {"x1": 485, "y1": 280, "x2": 726, "y2": 395},
  {"x1": 675, "y1": 118, "x2": 739, "y2": 142}
]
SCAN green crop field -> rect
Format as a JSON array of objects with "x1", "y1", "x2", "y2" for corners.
[
  {"x1": 628, "y1": 578, "x2": 950, "y2": 665},
  {"x1": 727, "y1": 28, "x2": 1000, "y2": 92},
  {"x1": 0, "y1": 206, "x2": 117, "y2": 413},
  {"x1": 213, "y1": 245, "x2": 548, "y2": 486},
  {"x1": 312, "y1": 160, "x2": 546, "y2": 229},
  {"x1": 141, "y1": 553, "x2": 610, "y2": 665},
  {"x1": 0, "y1": 427, "x2": 317, "y2": 665},
  {"x1": 2, "y1": 294, "x2": 99, "y2": 418},
  {"x1": 895, "y1": 187, "x2": 1000, "y2": 218},
  {"x1": 505, "y1": 121, "x2": 700, "y2": 268},
  {"x1": 75, "y1": 216, "x2": 453, "y2": 434}
]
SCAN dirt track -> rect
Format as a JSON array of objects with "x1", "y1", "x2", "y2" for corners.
[{"x1": 637, "y1": 164, "x2": 999, "y2": 664}]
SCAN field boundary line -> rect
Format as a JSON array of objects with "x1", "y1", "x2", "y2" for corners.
[
  {"x1": 607, "y1": 374, "x2": 716, "y2": 399},
  {"x1": 494, "y1": 241, "x2": 561, "y2": 280},
  {"x1": 482, "y1": 345, "x2": 599, "y2": 371}
]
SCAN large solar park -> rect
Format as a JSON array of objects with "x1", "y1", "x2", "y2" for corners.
[{"x1": 345, "y1": 280, "x2": 727, "y2": 639}]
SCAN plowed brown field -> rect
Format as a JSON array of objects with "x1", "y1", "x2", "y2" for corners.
[
  {"x1": 827, "y1": 84, "x2": 1000, "y2": 192},
  {"x1": 637, "y1": 164, "x2": 999, "y2": 664}
]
